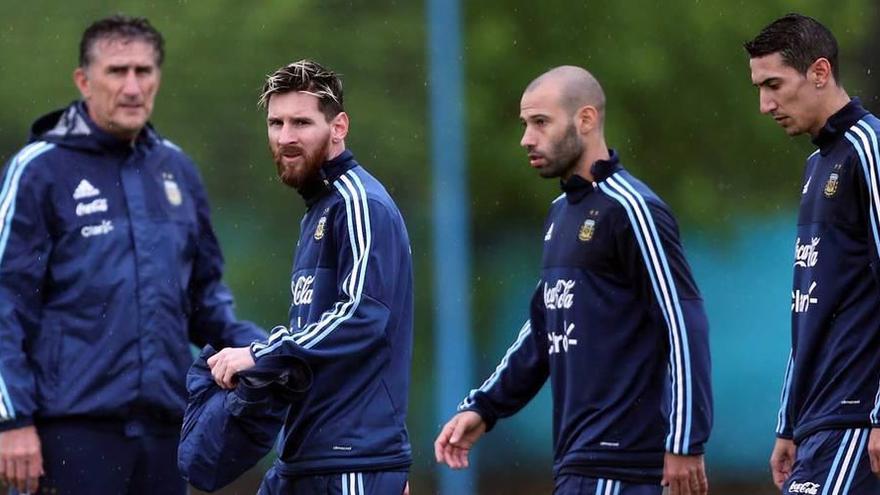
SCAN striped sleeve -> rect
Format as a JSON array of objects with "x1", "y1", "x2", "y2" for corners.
[
  {"x1": 250, "y1": 170, "x2": 392, "y2": 360},
  {"x1": 599, "y1": 173, "x2": 712, "y2": 455},
  {"x1": 843, "y1": 119, "x2": 880, "y2": 425},
  {"x1": 775, "y1": 349, "x2": 794, "y2": 438},
  {"x1": 457, "y1": 282, "x2": 549, "y2": 431},
  {"x1": 0, "y1": 142, "x2": 55, "y2": 430}
]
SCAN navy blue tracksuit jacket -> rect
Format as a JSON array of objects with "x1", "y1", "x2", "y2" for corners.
[
  {"x1": 179, "y1": 345, "x2": 311, "y2": 492},
  {"x1": 250, "y1": 150, "x2": 413, "y2": 476},
  {"x1": 0, "y1": 102, "x2": 264, "y2": 430},
  {"x1": 776, "y1": 98, "x2": 880, "y2": 443},
  {"x1": 461, "y1": 151, "x2": 712, "y2": 483}
]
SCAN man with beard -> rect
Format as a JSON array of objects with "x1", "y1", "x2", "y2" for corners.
[
  {"x1": 0, "y1": 15, "x2": 265, "y2": 495},
  {"x1": 207, "y1": 60, "x2": 413, "y2": 495},
  {"x1": 434, "y1": 66, "x2": 713, "y2": 495},
  {"x1": 746, "y1": 14, "x2": 880, "y2": 494}
]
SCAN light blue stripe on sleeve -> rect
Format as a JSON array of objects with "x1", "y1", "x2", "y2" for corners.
[
  {"x1": 460, "y1": 320, "x2": 531, "y2": 409},
  {"x1": 600, "y1": 174, "x2": 692, "y2": 454},
  {"x1": 844, "y1": 124, "x2": 880, "y2": 423},
  {"x1": 612, "y1": 174, "x2": 695, "y2": 451},
  {"x1": 0, "y1": 141, "x2": 54, "y2": 421},
  {"x1": 254, "y1": 169, "x2": 371, "y2": 356},
  {"x1": 776, "y1": 350, "x2": 794, "y2": 434}
]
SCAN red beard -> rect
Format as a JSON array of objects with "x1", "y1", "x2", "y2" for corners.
[{"x1": 271, "y1": 133, "x2": 331, "y2": 190}]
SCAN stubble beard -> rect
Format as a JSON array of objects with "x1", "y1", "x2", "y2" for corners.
[{"x1": 538, "y1": 123, "x2": 584, "y2": 179}]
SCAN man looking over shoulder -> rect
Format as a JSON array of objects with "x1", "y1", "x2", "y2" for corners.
[{"x1": 208, "y1": 60, "x2": 414, "y2": 495}]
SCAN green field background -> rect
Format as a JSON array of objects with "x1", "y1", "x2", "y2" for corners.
[{"x1": 2, "y1": 1, "x2": 878, "y2": 493}]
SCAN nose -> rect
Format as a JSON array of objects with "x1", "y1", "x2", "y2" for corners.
[
  {"x1": 122, "y1": 69, "x2": 141, "y2": 97},
  {"x1": 278, "y1": 123, "x2": 299, "y2": 146},
  {"x1": 520, "y1": 126, "x2": 535, "y2": 149},
  {"x1": 759, "y1": 89, "x2": 777, "y2": 115}
]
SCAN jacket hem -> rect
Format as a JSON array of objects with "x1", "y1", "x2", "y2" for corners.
[
  {"x1": 556, "y1": 461, "x2": 663, "y2": 484},
  {"x1": 793, "y1": 414, "x2": 873, "y2": 444},
  {"x1": 274, "y1": 454, "x2": 411, "y2": 477}
]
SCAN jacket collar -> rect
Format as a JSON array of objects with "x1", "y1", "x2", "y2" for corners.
[
  {"x1": 560, "y1": 149, "x2": 622, "y2": 204},
  {"x1": 299, "y1": 149, "x2": 357, "y2": 207},
  {"x1": 30, "y1": 101, "x2": 160, "y2": 154},
  {"x1": 812, "y1": 97, "x2": 869, "y2": 155}
]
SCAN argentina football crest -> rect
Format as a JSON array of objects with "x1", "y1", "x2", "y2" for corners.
[
  {"x1": 578, "y1": 210, "x2": 601, "y2": 242},
  {"x1": 163, "y1": 172, "x2": 183, "y2": 206},
  {"x1": 578, "y1": 219, "x2": 595, "y2": 242},
  {"x1": 823, "y1": 172, "x2": 839, "y2": 198},
  {"x1": 823, "y1": 163, "x2": 843, "y2": 198},
  {"x1": 314, "y1": 208, "x2": 329, "y2": 240}
]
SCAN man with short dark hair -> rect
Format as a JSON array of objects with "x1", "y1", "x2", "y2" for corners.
[
  {"x1": 0, "y1": 14, "x2": 264, "y2": 494},
  {"x1": 745, "y1": 13, "x2": 880, "y2": 494},
  {"x1": 433, "y1": 66, "x2": 713, "y2": 495},
  {"x1": 207, "y1": 59, "x2": 413, "y2": 495}
]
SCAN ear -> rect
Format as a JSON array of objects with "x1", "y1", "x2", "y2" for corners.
[
  {"x1": 73, "y1": 67, "x2": 90, "y2": 99},
  {"x1": 575, "y1": 105, "x2": 600, "y2": 134},
  {"x1": 330, "y1": 111, "x2": 350, "y2": 142},
  {"x1": 808, "y1": 57, "x2": 833, "y2": 88}
]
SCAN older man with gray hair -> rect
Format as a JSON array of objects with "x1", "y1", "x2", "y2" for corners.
[{"x1": 0, "y1": 14, "x2": 264, "y2": 495}]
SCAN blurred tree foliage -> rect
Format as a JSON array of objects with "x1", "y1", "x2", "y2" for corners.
[
  {"x1": 463, "y1": 0, "x2": 875, "y2": 239},
  {"x1": 0, "y1": 0, "x2": 877, "y2": 480},
  {"x1": 462, "y1": 1, "x2": 878, "y2": 383}
]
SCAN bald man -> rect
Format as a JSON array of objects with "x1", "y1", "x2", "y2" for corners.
[{"x1": 434, "y1": 66, "x2": 713, "y2": 495}]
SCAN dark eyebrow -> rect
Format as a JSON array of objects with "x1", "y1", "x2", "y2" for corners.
[
  {"x1": 754, "y1": 77, "x2": 781, "y2": 88},
  {"x1": 106, "y1": 63, "x2": 154, "y2": 71}
]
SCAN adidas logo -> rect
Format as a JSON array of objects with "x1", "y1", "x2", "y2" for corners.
[
  {"x1": 544, "y1": 223, "x2": 554, "y2": 241},
  {"x1": 73, "y1": 179, "x2": 100, "y2": 200}
]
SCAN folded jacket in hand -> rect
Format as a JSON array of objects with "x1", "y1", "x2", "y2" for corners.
[{"x1": 177, "y1": 345, "x2": 312, "y2": 492}]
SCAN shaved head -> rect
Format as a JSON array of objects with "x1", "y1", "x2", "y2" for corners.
[
  {"x1": 519, "y1": 65, "x2": 610, "y2": 181},
  {"x1": 525, "y1": 65, "x2": 606, "y2": 123}
]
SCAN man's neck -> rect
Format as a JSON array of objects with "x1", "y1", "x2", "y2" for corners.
[
  {"x1": 325, "y1": 140, "x2": 346, "y2": 162},
  {"x1": 567, "y1": 138, "x2": 609, "y2": 183},
  {"x1": 810, "y1": 89, "x2": 851, "y2": 137}
]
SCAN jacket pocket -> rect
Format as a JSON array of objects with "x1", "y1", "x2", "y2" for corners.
[
  {"x1": 35, "y1": 316, "x2": 64, "y2": 404},
  {"x1": 50, "y1": 320, "x2": 63, "y2": 387}
]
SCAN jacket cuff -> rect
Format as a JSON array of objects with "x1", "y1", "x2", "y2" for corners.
[
  {"x1": 249, "y1": 325, "x2": 289, "y2": 362},
  {"x1": 667, "y1": 444, "x2": 705, "y2": 456},
  {"x1": 776, "y1": 431, "x2": 794, "y2": 440},
  {"x1": 458, "y1": 397, "x2": 498, "y2": 433},
  {"x1": 0, "y1": 416, "x2": 34, "y2": 432},
  {"x1": 249, "y1": 344, "x2": 259, "y2": 363}
]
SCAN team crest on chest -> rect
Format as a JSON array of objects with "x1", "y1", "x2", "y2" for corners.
[
  {"x1": 314, "y1": 215, "x2": 327, "y2": 240},
  {"x1": 578, "y1": 219, "x2": 596, "y2": 242},
  {"x1": 163, "y1": 172, "x2": 183, "y2": 206},
  {"x1": 577, "y1": 210, "x2": 600, "y2": 242},
  {"x1": 823, "y1": 172, "x2": 839, "y2": 198}
]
